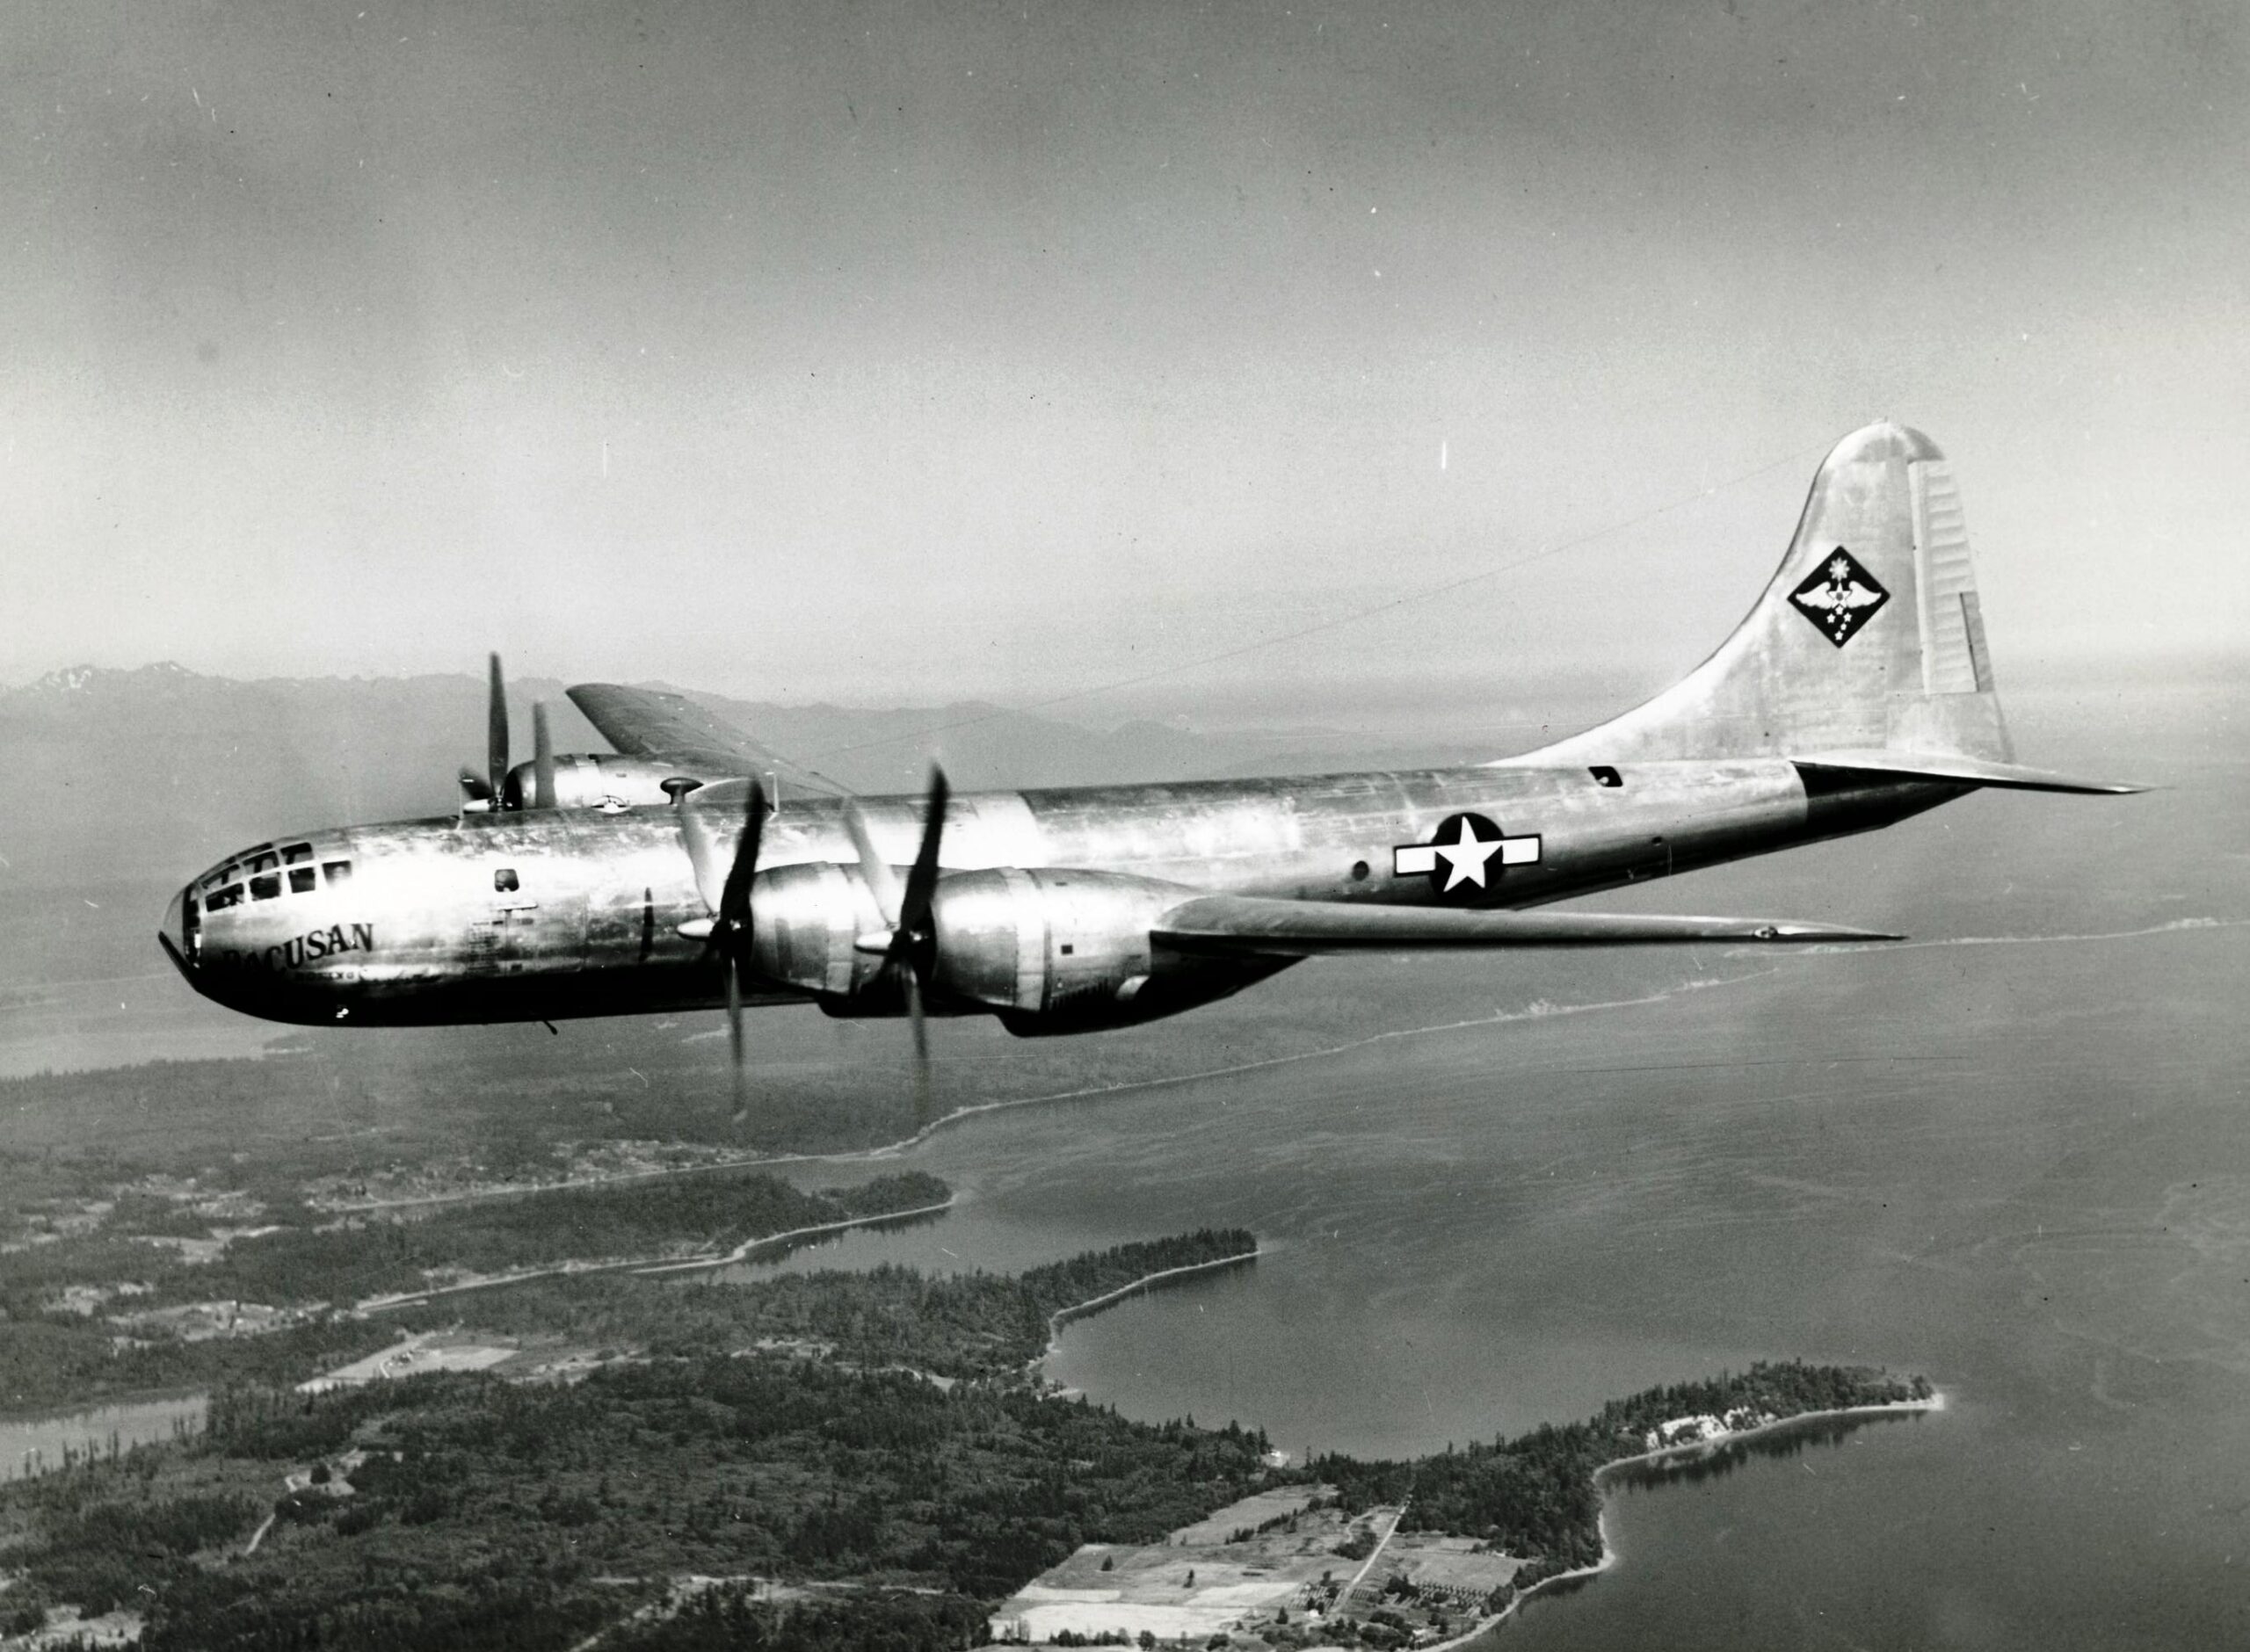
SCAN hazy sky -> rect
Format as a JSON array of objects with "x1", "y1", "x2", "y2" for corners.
[{"x1": 4, "y1": 1, "x2": 2243, "y2": 715}]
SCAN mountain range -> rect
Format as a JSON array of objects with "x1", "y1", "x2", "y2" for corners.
[{"x1": 0, "y1": 663, "x2": 1483, "y2": 894}]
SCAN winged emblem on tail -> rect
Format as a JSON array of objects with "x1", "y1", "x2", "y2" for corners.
[{"x1": 1789, "y1": 547, "x2": 1891, "y2": 647}]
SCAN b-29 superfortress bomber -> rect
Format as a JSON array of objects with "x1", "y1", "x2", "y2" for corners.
[{"x1": 159, "y1": 424, "x2": 2139, "y2": 1114}]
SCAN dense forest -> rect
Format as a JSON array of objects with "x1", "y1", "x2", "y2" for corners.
[
  {"x1": 191, "y1": 1167, "x2": 951, "y2": 1307},
  {"x1": 606, "y1": 1586, "x2": 995, "y2": 1652},
  {"x1": 0, "y1": 1168, "x2": 950, "y2": 1310},
  {"x1": 1, "y1": 1217, "x2": 1920, "y2": 1652},
  {"x1": 0, "y1": 1170, "x2": 951, "y2": 1412},
  {"x1": 0, "y1": 1235, "x2": 1276, "y2": 1650},
  {"x1": 0, "y1": 1314, "x2": 400, "y2": 1419},
  {"x1": 379, "y1": 1228, "x2": 1258, "y2": 1380}
]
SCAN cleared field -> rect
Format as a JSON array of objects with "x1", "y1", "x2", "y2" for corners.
[
  {"x1": 1167, "y1": 1485, "x2": 1327, "y2": 1547},
  {"x1": 989, "y1": 1489, "x2": 1409, "y2": 1646},
  {"x1": 297, "y1": 1331, "x2": 516, "y2": 1392},
  {"x1": 1386, "y1": 1533, "x2": 1524, "y2": 1597}
]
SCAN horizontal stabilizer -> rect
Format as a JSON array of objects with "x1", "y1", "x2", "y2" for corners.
[
  {"x1": 1795, "y1": 750, "x2": 2147, "y2": 795},
  {"x1": 1154, "y1": 895, "x2": 1900, "y2": 958}
]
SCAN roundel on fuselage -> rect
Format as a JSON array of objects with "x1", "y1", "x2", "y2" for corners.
[{"x1": 1390, "y1": 811, "x2": 1542, "y2": 902}]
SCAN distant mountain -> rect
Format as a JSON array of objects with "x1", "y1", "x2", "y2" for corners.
[{"x1": 0, "y1": 664, "x2": 1317, "y2": 890}]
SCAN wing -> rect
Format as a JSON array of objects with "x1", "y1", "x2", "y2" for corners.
[
  {"x1": 567, "y1": 684, "x2": 809, "y2": 779},
  {"x1": 1153, "y1": 895, "x2": 1899, "y2": 958}
]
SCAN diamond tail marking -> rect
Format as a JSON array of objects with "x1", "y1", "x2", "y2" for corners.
[{"x1": 1789, "y1": 546, "x2": 1891, "y2": 648}]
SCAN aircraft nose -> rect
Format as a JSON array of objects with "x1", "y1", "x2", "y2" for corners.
[{"x1": 158, "y1": 885, "x2": 191, "y2": 975}]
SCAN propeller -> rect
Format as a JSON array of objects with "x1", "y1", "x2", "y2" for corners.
[
  {"x1": 456, "y1": 656, "x2": 568, "y2": 813},
  {"x1": 486, "y1": 652, "x2": 510, "y2": 808},
  {"x1": 679, "y1": 781, "x2": 770, "y2": 1125},
  {"x1": 531, "y1": 701, "x2": 557, "y2": 810},
  {"x1": 458, "y1": 653, "x2": 512, "y2": 810},
  {"x1": 842, "y1": 766, "x2": 949, "y2": 1123}
]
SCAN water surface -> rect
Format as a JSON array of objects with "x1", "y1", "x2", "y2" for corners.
[{"x1": 0, "y1": 1395, "x2": 207, "y2": 1483}]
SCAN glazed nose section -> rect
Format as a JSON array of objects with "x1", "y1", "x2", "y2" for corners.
[{"x1": 158, "y1": 886, "x2": 192, "y2": 975}]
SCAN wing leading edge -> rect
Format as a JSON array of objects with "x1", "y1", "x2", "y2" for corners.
[
  {"x1": 567, "y1": 684, "x2": 815, "y2": 782},
  {"x1": 1153, "y1": 895, "x2": 1899, "y2": 958}
]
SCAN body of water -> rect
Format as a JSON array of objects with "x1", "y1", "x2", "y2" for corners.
[
  {"x1": 0, "y1": 1395, "x2": 207, "y2": 1484},
  {"x1": 727, "y1": 684, "x2": 2250, "y2": 1648}
]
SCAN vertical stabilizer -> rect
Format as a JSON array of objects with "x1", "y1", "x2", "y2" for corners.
[{"x1": 1511, "y1": 422, "x2": 2014, "y2": 765}]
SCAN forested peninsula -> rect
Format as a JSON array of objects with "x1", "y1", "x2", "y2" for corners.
[{"x1": 0, "y1": 1153, "x2": 1929, "y2": 1651}]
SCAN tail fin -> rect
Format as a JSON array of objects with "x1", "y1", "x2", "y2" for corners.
[{"x1": 1517, "y1": 422, "x2": 2015, "y2": 767}]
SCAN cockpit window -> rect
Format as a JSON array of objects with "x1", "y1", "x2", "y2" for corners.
[
  {"x1": 202, "y1": 865, "x2": 236, "y2": 892},
  {"x1": 289, "y1": 867, "x2": 317, "y2": 894},
  {"x1": 282, "y1": 843, "x2": 314, "y2": 865},
  {"x1": 494, "y1": 868, "x2": 520, "y2": 893},
  {"x1": 250, "y1": 873, "x2": 281, "y2": 902},
  {"x1": 206, "y1": 884, "x2": 243, "y2": 910},
  {"x1": 323, "y1": 861, "x2": 352, "y2": 885},
  {"x1": 249, "y1": 851, "x2": 279, "y2": 875}
]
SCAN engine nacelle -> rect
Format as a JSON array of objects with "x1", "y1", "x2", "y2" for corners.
[
  {"x1": 928, "y1": 868, "x2": 1292, "y2": 1035},
  {"x1": 746, "y1": 860, "x2": 895, "y2": 1006},
  {"x1": 502, "y1": 754, "x2": 722, "y2": 811},
  {"x1": 742, "y1": 864, "x2": 1291, "y2": 1033}
]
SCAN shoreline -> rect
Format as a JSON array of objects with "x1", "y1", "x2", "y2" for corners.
[
  {"x1": 312, "y1": 1147, "x2": 780, "y2": 1214},
  {"x1": 1416, "y1": 1390, "x2": 1948, "y2": 1651},
  {"x1": 853, "y1": 971, "x2": 1775, "y2": 1162},
  {"x1": 1033, "y1": 1248, "x2": 1263, "y2": 1380},
  {"x1": 1594, "y1": 1389, "x2": 1946, "y2": 1480},
  {"x1": 0, "y1": 1388, "x2": 209, "y2": 1429},
  {"x1": 1044, "y1": 1248, "x2": 1262, "y2": 1337},
  {"x1": 358, "y1": 1196, "x2": 957, "y2": 1309},
  {"x1": 633, "y1": 1197, "x2": 956, "y2": 1276}
]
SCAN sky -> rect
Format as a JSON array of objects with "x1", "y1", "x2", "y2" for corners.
[{"x1": 3, "y1": 0, "x2": 2244, "y2": 720}]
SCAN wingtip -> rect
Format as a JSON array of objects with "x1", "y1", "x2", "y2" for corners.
[{"x1": 1761, "y1": 922, "x2": 1906, "y2": 943}]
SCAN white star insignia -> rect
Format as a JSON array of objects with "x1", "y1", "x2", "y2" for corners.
[
  {"x1": 1430, "y1": 817, "x2": 1502, "y2": 891},
  {"x1": 1394, "y1": 816, "x2": 1541, "y2": 888}
]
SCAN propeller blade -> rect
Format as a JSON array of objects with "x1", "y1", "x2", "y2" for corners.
[
  {"x1": 718, "y1": 783, "x2": 767, "y2": 1127},
  {"x1": 673, "y1": 779, "x2": 769, "y2": 1127},
  {"x1": 719, "y1": 783, "x2": 768, "y2": 934},
  {"x1": 841, "y1": 801, "x2": 905, "y2": 928},
  {"x1": 486, "y1": 653, "x2": 510, "y2": 810},
  {"x1": 895, "y1": 765, "x2": 950, "y2": 944},
  {"x1": 531, "y1": 701, "x2": 557, "y2": 809},
  {"x1": 903, "y1": 968, "x2": 931, "y2": 1125},
  {"x1": 842, "y1": 771, "x2": 948, "y2": 1123},
  {"x1": 878, "y1": 767, "x2": 947, "y2": 1124},
  {"x1": 726, "y1": 955, "x2": 748, "y2": 1124},
  {"x1": 678, "y1": 787, "x2": 729, "y2": 913},
  {"x1": 457, "y1": 765, "x2": 492, "y2": 802}
]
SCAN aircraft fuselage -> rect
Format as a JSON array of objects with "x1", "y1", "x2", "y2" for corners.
[{"x1": 159, "y1": 760, "x2": 1952, "y2": 1030}]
